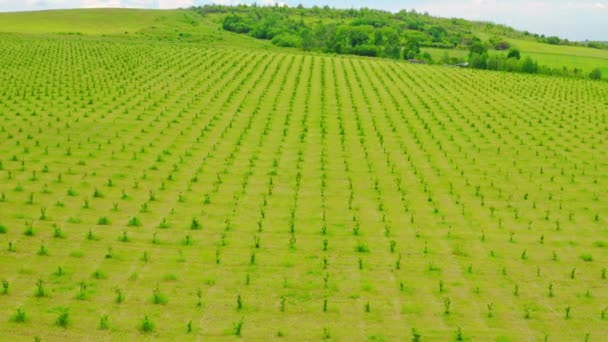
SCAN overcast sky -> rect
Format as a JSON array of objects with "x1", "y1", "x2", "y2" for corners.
[{"x1": 0, "y1": 0, "x2": 606, "y2": 41}]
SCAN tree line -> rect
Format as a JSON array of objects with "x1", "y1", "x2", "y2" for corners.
[
  {"x1": 193, "y1": 5, "x2": 603, "y2": 81},
  {"x1": 468, "y1": 38, "x2": 603, "y2": 80}
]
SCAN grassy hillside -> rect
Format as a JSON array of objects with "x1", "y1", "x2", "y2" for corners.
[
  {"x1": 424, "y1": 39, "x2": 608, "y2": 80},
  {"x1": 1, "y1": 7, "x2": 608, "y2": 341},
  {"x1": 0, "y1": 9, "x2": 169, "y2": 34},
  {"x1": 0, "y1": 8, "x2": 274, "y2": 50}
]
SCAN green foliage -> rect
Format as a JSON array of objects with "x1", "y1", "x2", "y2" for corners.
[
  {"x1": 233, "y1": 318, "x2": 244, "y2": 336},
  {"x1": 507, "y1": 48, "x2": 521, "y2": 59},
  {"x1": 140, "y1": 315, "x2": 155, "y2": 333},
  {"x1": 190, "y1": 218, "x2": 202, "y2": 230},
  {"x1": 97, "y1": 217, "x2": 110, "y2": 225},
  {"x1": 355, "y1": 242, "x2": 370, "y2": 253},
  {"x1": 589, "y1": 68, "x2": 602, "y2": 80},
  {"x1": 469, "y1": 38, "x2": 489, "y2": 56},
  {"x1": 152, "y1": 285, "x2": 168, "y2": 305},
  {"x1": 520, "y1": 56, "x2": 538, "y2": 73},
  {"x1": 127, "y1": 217, "x2": 142, "y2": 227},
  {"x1": 545, "y1": 36, "x2": 561, "y2": 45},
  {"x1": 272, "y1": 33, "x2": 302, "y2": 47},
  {"x1": 215, "y1": 5, "x2": 477, "y2": 60},
  {"x1": 1, "y1": 279, "x2": 8, "y2": 295},
  {"x1": 10, "y1": 307, "x2": 27, "y2": 323},
  {"x1": 99, "y1": 315, "x2": 109, "y2": 330},
  {"x1": 55, "y1": 307, "x2": 70, "y2": 327},
  {"x1": 222, "y1": 14, "x2": 252, "y2": 34}
]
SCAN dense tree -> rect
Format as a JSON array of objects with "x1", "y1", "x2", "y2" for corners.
[
  {"x1": 589, "y1": 68, "x2": 602, "y2": 80},
  {"x1": 520, "y1": 56, "x2": 538, "y2": 74},
  {"x1": 469, "y1": 52, "x2": 488, "y2": 69},
  {"x1": 469, "y1": 38, "x2": 488, "y2": 56},
  {"x1": 545, "y1": 36, "x2": 561, "y2": 45},
  {"x1": 210, "y1": 5, "x2": 605, "y2": 81},
  {"x1": 507, "y1": 48, "x2": 521, "y2": 60},
  {"x1": 222, "y1": 15, "x2": 252, "y2": 33}
]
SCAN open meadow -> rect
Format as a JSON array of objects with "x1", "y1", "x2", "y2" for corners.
[{"x1": 0, "y1": 9, "x2": 607, "y2": 341}]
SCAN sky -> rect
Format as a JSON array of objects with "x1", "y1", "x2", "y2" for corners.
[{"x1": 0, "y1": 0, "x2": 606, "y2": 41}]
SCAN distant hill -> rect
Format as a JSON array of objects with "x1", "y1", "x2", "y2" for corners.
[
  {"x1": 194, "y1": 5, "x2": 607, "y2": 80},
  {"x1": 0, "y1": 6, "x2": 606, "y2": 79}
]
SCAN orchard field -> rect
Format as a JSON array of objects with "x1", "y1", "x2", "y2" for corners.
[{"x1": 0, "y1": 32, "x2": 608, "y2": 340}]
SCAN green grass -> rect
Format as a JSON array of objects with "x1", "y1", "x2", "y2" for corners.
[
  {"x1": 425, "y1": 38, "x2": 608, "y2": 79},
  {"x1": 0, "y1": 9, "x2": 169, "y2": 34},
  {"x1": 508, "y1": 38, "x2": 608, "y2": 78},
  {"x1": 0, "y1": 8, "x2": 607, "y2": 341}
]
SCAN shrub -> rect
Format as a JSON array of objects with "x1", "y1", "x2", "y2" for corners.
[
  {"x1": 97, "y1": 217, "x2": 110, "y2": 225},
  {"x1": 355, "y1": 242, "x2": 369, "y2": 253},
  {"x1": 34, "y1": 279, "x2": 46, "y2": 297},
  {"x1": 37, "y1": 244, "x2": 48, "y2": 256},
  {"x1": 2, "y1": 279, "x2": 8, "y2": 295},
  {"x1": 232, "y1": 318, "x2": 244, "y2": 337},
  {"x1": 507, "y1": 48, "x2": 521, "y2": 59},
  {"x1": 152, "y1": 285, "x2": 167, "y2": 305},
  {"x1": 411, "y1": 328, "x2": 422, "y2": 341},
  {"x1": 590, "y1": 68, "x2": 602, "y2": 81},
  {"x1": 190, "y1": 218, "x2": 201, "y2": 230},
  {"x1": 55, "y1": 307, "x2": 70, "y2": 327},
  {"x1": 272, "y1": 33, "x2": 302, "y2": 48},
  {"x1": 115, "y1": 288, "x2": 124, "y2": 304},
  {"x1": 139, "y1": 315, "x2": 154, "y2": 333},
  {"x1": 91, "y1": 269, "x2": 106, "y2": 279},
  {"x1": 53, "y1": 226, "x2": 65, "y2": 239},
  {"x1": 10, "y1": 307, "x2": 26, "y2": 323},
  {"x1": 23, "y1": 223, "x2": 35, "y2": 237},
  {"x1": 93, "y1": 188, "x2": 103, "y2": 198},
  {"x1": 127, "y1": 217, "x2": 141, "y2": 227},
  {"x1": 455, "y1": 327, "x2": 464, "y2": 341},
  {"x1": 443, "y1": 297, "x2": 451, "y2": 315},
  {"x1": 237, "y1": 293, "x2": 243, "y2": 310},
  {"x1": 0, "y1": 224, "x2": 7, "y2": 234},
  {"x1": 222, "y1": 15, "x2": 252, "y2": 34},
  {"x1": 99, "y1": 315, "x2": 109, "y2": 330},
  {"x1": 580, "y1": 254, "x2": 593, "y2": 262}
]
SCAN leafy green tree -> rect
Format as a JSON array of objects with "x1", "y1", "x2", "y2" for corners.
[
  {"x1": 469, "y1": 38, "x2": 488, "y2": 56},
  {"x1": 403, "y1": 33, "x2": 423, "y2": 59},
  {"x1": 222, "y1": 15, "x2": 252, "y2": 34},
  {"x1": 520, "y1": 56, "x2": 538, "y2": 73},
  {"x1": 469, "y1": 52, "x2": 489, "y2": 69},
  {"x1": 589, "y1": 68, "x2": 602, "y2": 80},
  {"x1": 545, "y1": 36, "x2": 561, "y2": 45},
  {"x1": 505, "y1": 57, "x2": 521, "y2": 72},
  {"x1": 272, "y1": 33, "x2": 302, "y2": 48},
  {"x1": 487, "y1": 54, "x2": 501, "y2": 70},
  {"x1": 507, "y1": 48, "x2": 521, "y2": 60}
]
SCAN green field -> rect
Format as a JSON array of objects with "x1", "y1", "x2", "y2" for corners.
[
  {"x1": 1, "y1": 9, "x2": 608, "y2": 341},
  {"x1": 424, "y1": 39, "x2": 608, "y2": 80},
  {"x1": 0, "y1": 9, "x2": 170, "y2": 34}
]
